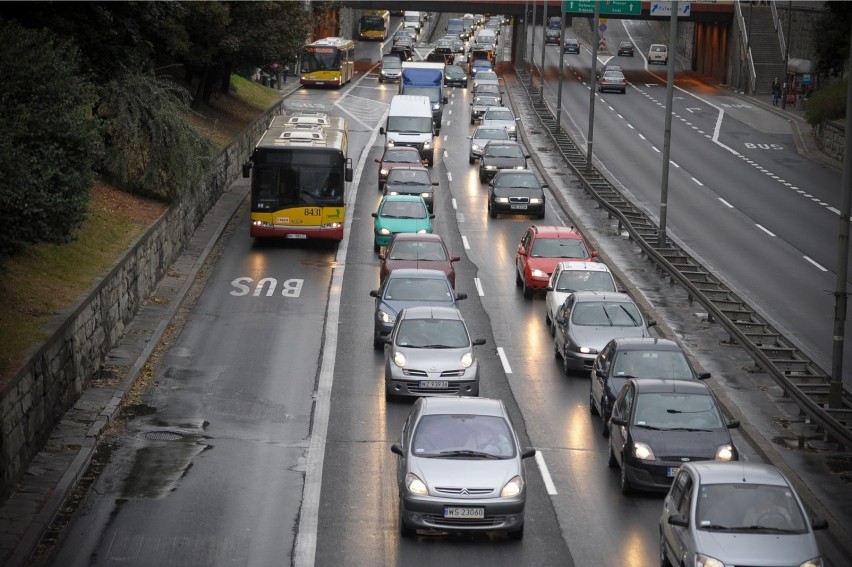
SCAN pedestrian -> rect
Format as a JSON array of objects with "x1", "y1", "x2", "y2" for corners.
[{"x1": 771, "y1": 77, "x2": 781, "y2": 106}]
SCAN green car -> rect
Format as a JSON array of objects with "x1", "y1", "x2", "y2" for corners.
[
  {"x1": 372, "y1": 195, "x2": 434, "y2": 252},
  {"x1": 443, "y1": 64, "x2": 468, "y2": 87}
]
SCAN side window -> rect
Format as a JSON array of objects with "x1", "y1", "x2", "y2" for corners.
[
  {"x1": 521, "y1": 231, "x2": 532, "y2": 253},
  {"x1": 677, "y1": 473, "x2": 694, "y2": 517},
  {"x1": 598, "y1": 342, "x2": 614, "y2": 373},
  {"x1": 623, "y1": 385, "x2": 635, "y2": 415},
  {"x1": 612, "y1": 385, "x2": 628, "y2": 418},
  {"x1": 670, "y1": 470, "x2": 687, "y2": 507}
]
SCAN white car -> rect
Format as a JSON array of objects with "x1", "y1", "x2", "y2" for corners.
[
  {"x1": 545, "y1": 261, "x2": 618, "y2": 334},
  {"x1": 480, "y1": 107, "x2": 519, "y2": 140}
]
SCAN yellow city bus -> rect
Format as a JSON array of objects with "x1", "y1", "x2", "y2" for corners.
[
  {"x1": 300, "y1": 37, "x2": 355, "y2": 87},
  {"x1": 359, "y1": 10, "x2": 390, "y2": 41},
  {"x1": 242, "y1": 114, "x2": 354, "y2": 242}
]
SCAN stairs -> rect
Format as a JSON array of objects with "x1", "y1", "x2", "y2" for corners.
[{"x1": 744, "y1": 6, "x2": 785, "y2": 95}]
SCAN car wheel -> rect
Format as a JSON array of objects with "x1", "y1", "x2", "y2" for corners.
[
  {"x1": 608, "y1": 441, "x2": 617, "y2": 468},
  {"x1": 562, "y1": 352, "x2": 572, "y2": 376},
  {"x1": 554, "y1": 337, "x2": 562, "y2": 359},
  {"x1": 589, "y1": 389, "x2": 598, "y2": 415},
  {"x1": 522, "y1": 279, "x2": 533, "y2": 299},
  {"x1": 536, "y1": 211, "x2": 545, "y2": 219},
  {"x1": 545, "y1": 310, "x2": 551, "y2": 327},
  {"x1": 660, "y1": 531, "x2": 672, "y2": 567},
  {"x1": 479, "y1": 171, "x2": 485, "y2": 182},
  {"x1": 373, "y1": 336, "x2": 384, "y2": 349},
  {"x1": 470, "y1": 117, "x2": 475, "y2": 125},
  {"x1": 469, "y1": 155, "x2": 475, "y2": 164},
  {"x1": 601, "y1": 406, "x2": 610, "y2": 437},
  {"x1": 399, "y1": 514, "x2": 416, "y2": 538},
  {"x1": 507, "y1": 524, "x2": 524, "y2": 540},
  {"x1": 489, "y1": 202, "x2": 496, "y2": 219},
  {"x1": 515, "y1": 270, "x2": 522, "y2": 287},
  {"x1": 374, "y1": 242, "x2": 381, "y2": 253},
  {"x1": 550, "y1": 321, "x2": 555, "y2": 337},
  {"x1": 620, "y1": 456, "x2": 632, "y2": 494}
]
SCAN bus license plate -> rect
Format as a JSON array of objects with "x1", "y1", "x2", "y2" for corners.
[
  {"x1": 510, "y1": 204, "x2": 528, "y2": 210},
  {"x1": 419, "y1": 380, "x2": 448, "y2": 389},
  {"x1": 286, "y1": 234, "x2": 307, "y2": 239},
  {"x1": 444, "y1": 507, "x2": 484, "y2": 519}
]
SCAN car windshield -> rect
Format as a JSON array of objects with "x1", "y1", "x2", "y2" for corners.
[
  {"x1": 387, "y1": 240, "x2": 447, "y2": 261},
  {"x1": 473, "y1": 58, "x2": 492, "y2": 68},
  {"x1": 383, "y1": 149, "x2": 421, "y2": 163},
  {"x1": 447, "y1": 65, "x2": 464, "y2": 74},
  {"x1": 386, "y1": 116, "x2": 432, "y2": 134},
  {"x1": 382, "y1": 58, "x2": 402, "y2": 69},
  {"x1": 475, "y1": 97, "x2": 501, "y2": 107},
  {"x1": 532, "y1": 238, "x2": 589, "y2": 258},
  {"x1": 387, "y1": 169, "x2": 430, "y2": 185},
  {"x1": 651, "y1": 45, "x2": 666, "y2": 52},
  {"x1": 695, "y1": 483, "x2": 808, "y2": 533},
  {"x1": 396, "y1": 318, "x2": 469, "y2": 348},
  {"x1": 412, "y1": 414, "x2": 515, "y2": 458},
  {"x1": 612, "y1": 350, "x2": 692, "y2": 379},
  {"x1": 633, "y1": 392, "x2": 725, "y2": 430},
  {"x1": 380, "y1": 200, "x2": 427, "y2": 219},
  {"x1": 570, "y1": 301, "x2": 641, "y2": 326},
  {"x1": 494, "y1": 172, "x2": 538, "y2": 188},
  {"x1": 475, "y1": 85, "x2": 500, "y2": 96},
  {"x1": 384, "y1": 278, "x2": 452, "y2": 301},
  {"x1": 474, "y1": 128, "x2": 509, "y2": 141},
  {"x1": 485, "y1": 110, "x2": 514, "y2": 121},
  {"x1": 555, "y1": 270, "x2": 616, "y2": 292},
  {"x1": 485, "y1": 145, "x2": 523, "y2": 158},
  {"x1": 477, "y1": 72, "x2": 498, "y2": 81}
]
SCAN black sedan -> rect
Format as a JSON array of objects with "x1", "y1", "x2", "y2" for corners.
[
  {"x1": 479, "y1": 141, "x2": 529, "y2": 183},
  {"x1": 383, "y1": 166, "x2": 438, "y2": 213},
  {"x1": 608, "y1": 379, "x2": 740, "y2": 495},
  {"x1": 563, "y1": 38, "x2": 580, "y2": 54},
  {"x1": 590, "y1": 337, "x2": 710, "y2": 436},
  {"x1": 617, "y1": 41, "x2": 635, "y2": 56},
  {"x1": 487, "y1": 170, "x2": 546, "y2": 219}
]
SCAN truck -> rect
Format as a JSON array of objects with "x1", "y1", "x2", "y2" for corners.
[{"x1": 399, "y1": 62, "x2": 448, "y2": 133}]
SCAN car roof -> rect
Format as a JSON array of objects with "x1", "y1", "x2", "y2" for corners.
[
  {"x1": 527, "y1": 224, "x2": 583, "y2": 238},
  {"x1": 628, "y1": 378, "x2": 711, "y2": 395},
  {"x1": 386, "y1": 165, "x2": 429, "y2": 174},
  {"x1": 382, "y1": 146, "x2": 421, "y2": 156},
  {"x1": 570, "y1": 290, "x2": 633, "y2": 302},
  {"x1": 565, "y1": 38, "x2": 579, "y2": 43},
  {"x1": 555, "y1": 260, "x2": 611, "y2": 272},
  {"x1": 389, "y1": 232, "x2": 445, "y2": 244},
  {"x1": 685, "y1": 462, "x2": 792, "y2": 487},
  {"x1": 381, "y1": 194, "x2": 427, "y2": 203},
  {"x1": 484, "y1": 106, "x2": 513, "y2": 113},
  {"x1": 473, "y1": 127, "x2": 507, "y2": 135},
  {"x1": 420, "y1": 396, "x2": 506, "y2": 417},
  {"x1": 385, "y1": 268, "x2": 450, "y2": 281},
  {"x1": 609, "y1": 337, "x2": 681, "y2": 351},
  {"x1": 484, "y1": 140, "x2": 520, "y2": 148},
  {"x1": 400, "y1": 305, "x2": 464, "y2": 321}
]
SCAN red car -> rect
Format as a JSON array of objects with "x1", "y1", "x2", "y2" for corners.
[
  {"x1": 379, "y1": 233, "x2": 461, "y2": 288},
  {"x1": 375, "y1": 146, "x2": 425, "y2": 191},
  {"x1": 515, "y1": 225, "x2": 598, "y2": 298}
]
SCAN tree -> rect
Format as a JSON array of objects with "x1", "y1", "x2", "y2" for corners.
[
  {"x1": 812, "y1": 1, "x2": 852, "y2": 78},
  {"x1": 0, "y1": 19, "x2": 102, "y2": 257}
]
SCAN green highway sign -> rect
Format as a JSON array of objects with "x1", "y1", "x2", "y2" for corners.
[{"x1": 563, "y1": 1, "x2": 642, "y2": 16}]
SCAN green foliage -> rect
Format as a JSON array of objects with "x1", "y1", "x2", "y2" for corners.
[
  {"x1": 0, "y1": 19, "x2": 101, "y2": 258},
  {"x1": 812, "y1": 1, "x2": 852, "y2": 77},
  {"x1": 804, "y1": 80, "x2": 847, "y2": 128},
  {"x1": 98, "y1": 72, "x2": 216, "y2": 201}
]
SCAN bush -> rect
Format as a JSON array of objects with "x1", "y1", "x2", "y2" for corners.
[
  {"x1": 804, "y1": 80, "x2": 847, "y2": 128},
  {"x1": 0, "y1": 19, "x2": 102, "y2": 258}
]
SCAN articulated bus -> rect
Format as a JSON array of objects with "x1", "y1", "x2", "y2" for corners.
[
  {"x1": 359, "y1": 10, "x2": 390, "y2": 41},
  {"x1": 242, "y1": 113, "x2": 354, "y2": 242},
  {"x1": 300, "y1": 37, "x2": 355, "y2": 87}
]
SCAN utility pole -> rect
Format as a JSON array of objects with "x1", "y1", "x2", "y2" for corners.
[
  {"x1": 555, "y1": 6, "x2": 566, "y2": 135},
  {"x1": 586, "y1": 1, "x2": 599, "y2": 171},
  {"x1": 782, "y1": 0, "x2": 792, "y2": 110},
  {"x1": 540, "y1": 0, "x2": 548, "y2": 103},
  {"x1": 658, "y1": 1, "x2": 678, "y2": 247}
]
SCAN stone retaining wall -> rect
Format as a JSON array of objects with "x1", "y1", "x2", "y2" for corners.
[
  {"x1": 817, "y1": 120, "x2": 845, "y2": 164},
  {"x1": 0, "y1": 98, "x2": 284, "y2": 500}
]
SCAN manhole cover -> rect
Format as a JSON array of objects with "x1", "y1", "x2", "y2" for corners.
[{"x1": 144, "y1": 431, "x2": 183, "y2": 441}]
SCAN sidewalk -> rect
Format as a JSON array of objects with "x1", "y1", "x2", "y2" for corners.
[{"x1": 0, "y1": 80, "x2": 301, "y2": 567}]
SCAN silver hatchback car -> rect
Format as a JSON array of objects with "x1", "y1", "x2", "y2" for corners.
[
  {"x1": 384, "y1": 305, "x2": 485, "y2": 399},
  {"x1": 660, "y1": 462, "x2": 828, "y2": 567},
  {"x1": 391, "y1": 397, "x2": 536, "y2": 539}
]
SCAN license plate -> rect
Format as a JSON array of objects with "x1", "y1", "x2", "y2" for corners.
[
  {"x1": 419, "y1": 380, "x2": 448, "y2": 389},
  {"x1": 444, "y1": 507, "x2": 485, "y2": 519},
  {"x1": 315, "y1": 81, "x2": 325, "y2": 85},
  {"x1": 667, "y1": 467, "x2": 679, "y2": 477},
  {"x1": 510, "y1": 204, "x2": 528, "y2": 210},
  {"x1": 286, "y1": 234, "x2": 307, "y2": 239}
]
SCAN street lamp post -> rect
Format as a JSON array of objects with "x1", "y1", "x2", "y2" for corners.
[
  {"x1": 658, "y1": 1, "x2": 678, "y2": 247},
  {"x1": 555, "y1": 6, "x2": 566, "y2": 135},
  {"x1": 540, "y1": 0, "x2": 548, "y2": 103},
  {"x1": 586, "y1": 1, "x2": 600, "y2": 171}
]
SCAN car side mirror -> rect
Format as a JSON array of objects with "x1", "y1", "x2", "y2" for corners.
[
  {"x1": 375, "y1": 158, "x2": 381, "y2": 163},
  {"x1": 391, "y1": 443, "x2": 404, "y2": 456},
  {"x1": 433, "y1": 182, "x2": 439, "y2": 186},
  {"x1": 811, "y1": 516, "x2": 829, "y2": 530},
  {"x1": 456, "y1": 292, "x2": 468, "y2": 300},
  {"x1": 521, "y1": 447, "x2": 536, "y2": 459},
  {"x1": 591, "y1": 250, "x2": 600, "y2": 258},
  {"x1": 472, "y1": 338, "x2": 486, "y2": 346},
  {"x1": 517, "y1": 245, "x2": 526, "y2": 256},
  {"x1": 610, "y1": 416, "x2": 627, "y2": 426},
  {"x1": 371, "y1": 212, "x2": 378, "y2": 218},
  {"x1": 242, "y1": 161, "x2": 252, "y2": 178},
  {"x1": 545, "y1": 286, "x2": 553, "y2": 291},
  {"x1": 542, "y1": 184, "x2": 549, "y2": 189},
  {"x1": 647, "y1": 320, "x2": 657, "y2": 328},
  {"x1": 595, "y1": 369, "x2": 606, "y2": 379},
  {"x1": 525, "y1": 154, "x2": 531, "y2": 159},
  {"x1": 378, "y1": 253, "x2": 385, "y2": 260},
  {"x1": 369, "y1": 290, "x2": 380, "y2": 298},
  {"x1": 442, "y1": 96, "x2": 449, "y2": 104},
  {"x1": 726, "y1": 419, "x2": 740, "y2": 429},
  {"x1": 429, "y1": 213, "x2": 436, "y2": 219},
  {"x1": 697, "y1": 372, "x2": 711, "y2": 380},
  {"x1": 451, "y1": 256, "x2": 461, "y2": 262},
  {"x1": 667, "y1": 513, "x2": 688, "y2": 527}
]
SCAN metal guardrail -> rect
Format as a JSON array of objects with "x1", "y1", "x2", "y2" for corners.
[
  {"x1": 514, "y1": 70, "x2": 852, "y2": 449},
  {"x1": 735, "y1": 0, "x2": 758, "y2": 95}
]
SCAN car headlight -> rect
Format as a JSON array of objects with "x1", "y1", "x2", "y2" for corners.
[
  {"x1": 420, "y1": 192, "x2": 431, "y2": 198},
  {"x1": 577, "y1": 346, "x2": 599, "y2": 355},
  {"x1": 507, "y1": 126, "x2": 516, "y2": 133},
  {"x1": 387, "y1": 139, "x2": 395, "y2": 146},
  {"x1": 423, "y1": 141, "x2": 432, "y2": 149},
  {"x1": 530, "y1": 268, "x2": 548, "y2": 278},
  {"x1": 417, "y1": 229, "x2": 429, "y2": 234},
  {"x1": 472, "y1": 144, "x2": 481, "y2": 151},
  {"x1": 378, "y1": 309, "x2": 396, "y2": 324},
  {"x1": 514, "y1": 165, "x2": 525, "y2": 169},
  {"x1": 379, "y1": 227, "x2": 391, "y2": 235},
  {"x1": 405, "y1": 472, "x2": 428, "y2": 495},
  {"x1": 432, "y1": 103, "x2": 440, "y2": 110},
  {"x1": 381, "y1": 70, "x2": 389, "y2": 75},
  {"x1": 633, "y1": 442, "x2": 655, "y2": 461},
  {"x1": 715, "y1": 444, "x2": 735, "y2": 461},
  {"x1": 388, "y1": 191, "x2": 400, "y2": 195},
  {"x1": 694, "y1": 554, "x2": 725, "y2": 567},
  {"x1": 484, "y1": 165, "x2": 497, "y2": 170},
  {"x1": 500, "y1": 475, "x2": 524, "y2": 497},
  {"x1": 530, "y1": 197, "x2": 543, "y2": 204},
  {"x1": 494, "y1": 197, "x2": 509, "y2": 203},
  {"x1": 799, "y1": 558, "x2": 824, "y2": 567},
  {"x1": 445, "y1": 75, "x2": 451, "y2": 80},
  {"x1": 460, "y1": 351, "x2": 473, "y2": 368},
  {"x1": 392, "y1": 350, "x2": 407, "y2": 367},
  {"x1": 380, "y1": 168, "x2": 389, "y2": 176}
]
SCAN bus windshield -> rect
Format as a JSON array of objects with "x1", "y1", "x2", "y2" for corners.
[
  {"x1": 361, "y1": 16, "x2": 385, "y2": 31},
  {"x1": 253, "y1": 163, "x2": 344, "y2": 210},
  {"x1": 302, "y1": 48, "x2": 340, "y2": 72}
]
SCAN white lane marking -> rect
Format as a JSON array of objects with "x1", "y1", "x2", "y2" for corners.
[
  {"x1": 651, "y1": 146, "x2": 660, "y2": 153},
  {"x1": 627, "y1": 123, "x2": 635, "y2": 130},
  {"x1": 671, "y1": 161, "x2": 680, "y2": 168},
  {"x1": 448, "y1": 109, "x2": 452, "y2": 115},
  {"x1": 691, "y1": 178, "x2": 703, "y2": 186},
  {"x1": 447, "y1": 172, "x2": 453, "y2": 182},
  {"x1": 474, "y1": 277, "x2": 484, "y2": 296},
  {"x1": 637, "y1": 132, "x2": 645, "y2": 139},
  {"x1": 755, "y1": 224, "x2": 776, "y2": 237},
  {"x1": 804, "y1": 256, "x2": 828, "y2": 271},
  {"x1": 497, "y1": 347, "x2": 512, "y2": 373},
  {"x1": 535, "y1": 451, "x2": 558, "y2": 495},
  {"x1": 462, "y1": 235, "x2": 470, "y2": 249},
  {"x1": 452, "y1": 198, "x2": 458, "y2": 209},
  {"x1": 444, "y1": 135, "x2": 448, "y2": 142},
  {"x1": 718, "y1": 198, "x2": 733, "y2": 208},
  {"x1": 828, "y1": 206, "x2": 841, "y2": 215},
  {"x1": 444, "y1": 150, "x2": 449, "y2": 158}
]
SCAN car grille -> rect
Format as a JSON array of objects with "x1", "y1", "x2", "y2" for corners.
[
  {"x1": 659, "y1": 455, "x2": 713, "y2": 463},
  {"x1": 406, "y1": 383, "x2": 462, "y2": 395},
  {"x1": 422, "y1": 514, "x2": 506, "y2": 528},
  {"x1": 509, "y1": 196, "x2": 530, "y2": 204},
  {"x1": 404, "y1": 369, "x2": 465, "y2": 377},
  {"x1": 435, "y1": 486, "x2": 494, "y2": 495}
]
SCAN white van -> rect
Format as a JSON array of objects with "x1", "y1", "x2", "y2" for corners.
[
  {"x1": 474, "y1": 28, "x2": 497, "y2": 47},
  {"x1": 403, "y1": 11, "x2": 422, "y2": 32},
  {"x1": 380, "y1": 95, "x2": 435, "y2": 166}
]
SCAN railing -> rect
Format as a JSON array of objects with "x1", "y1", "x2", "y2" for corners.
[
  {"x1": 735, "y1": 0, "x2": 757, "y2": 94},
  {"x1": 771, "y1": 1, "x2": 786, "y2": 61}
]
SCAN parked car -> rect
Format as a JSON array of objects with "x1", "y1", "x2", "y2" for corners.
[
  {"x1": 379, "y1": 233, "x2": 460, "y2": 287},
  {"x1": 480, "y1": 106, "x2": 519, "y2": 140},
  {"x1": 545, "y1": 260, "x2": 617, "y2": 330},
  {"x1": 598, "y1": 70, "x2": 627, "y2": 93},
  {"x1": 544, "y1": 28, "x2": 561, "y2": 45},
  {"x1": 516, "y1": 225, "x2": 599, "y2": 299},
  {"x1": 383, "y1": 166, "x2": 438, "y2": 212},
  {"x1": 390, "y1": 397, "x2": 536, "y2": 538},
  {"x1": 488, "y1": 169, "x2": 546, "y2": 220},
  {"x1": 380, "y1": 55, "x2": 403, "y2": 83},
  {"x1": 468, "y1": 125, "x2": 511, "y2": 163},
  {"x1": 553, "y1": 291, "x2": 656, "y2": 374},
  {"x1": 443, "y1": 64, "x2": 468, "y2": 87},
  {"x1": 563, "y1": 38, "x2": 580, "y2": 54},
  {"x1": 617, "y1": 41, "x2": 635, "y2": 56},
  {"x1": 470, "y1": 94, "x2": 503, "y2": 124},
  {"x1": 376, "y1": 146, "x2": 426, "y2": 191},
  {"x1": 590, "y1": 337, "x2": 709, "y2": 436},
  {"x1": 648, "y1": 43, "x2": 668, "y2": 65},
  {"x1": 479, "y1": 140, "x2": 529, "y2": 183},
  {"x1": 384, "y1": 306, "x2": 485, "y2": 399},
  {"x1": 608, "y1": 379, "x2": 740, "y2": 494},
  {"x1": 370, "y1": 269, "x2": 466, "y2": 348},
  {"x1": 372, "y1": 195, "x2": 434, "y2": 252},
  {"x1": 660, "y1": 462, "x2": 828, "y2": 567}
]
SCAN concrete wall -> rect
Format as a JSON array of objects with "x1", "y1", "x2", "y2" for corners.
[
  {"x1": 817, "y1": 120, "x2": 845, "y2": 164},
  {"x1": 0, "y1": 99, "x2": 285, "y2": 501}
]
